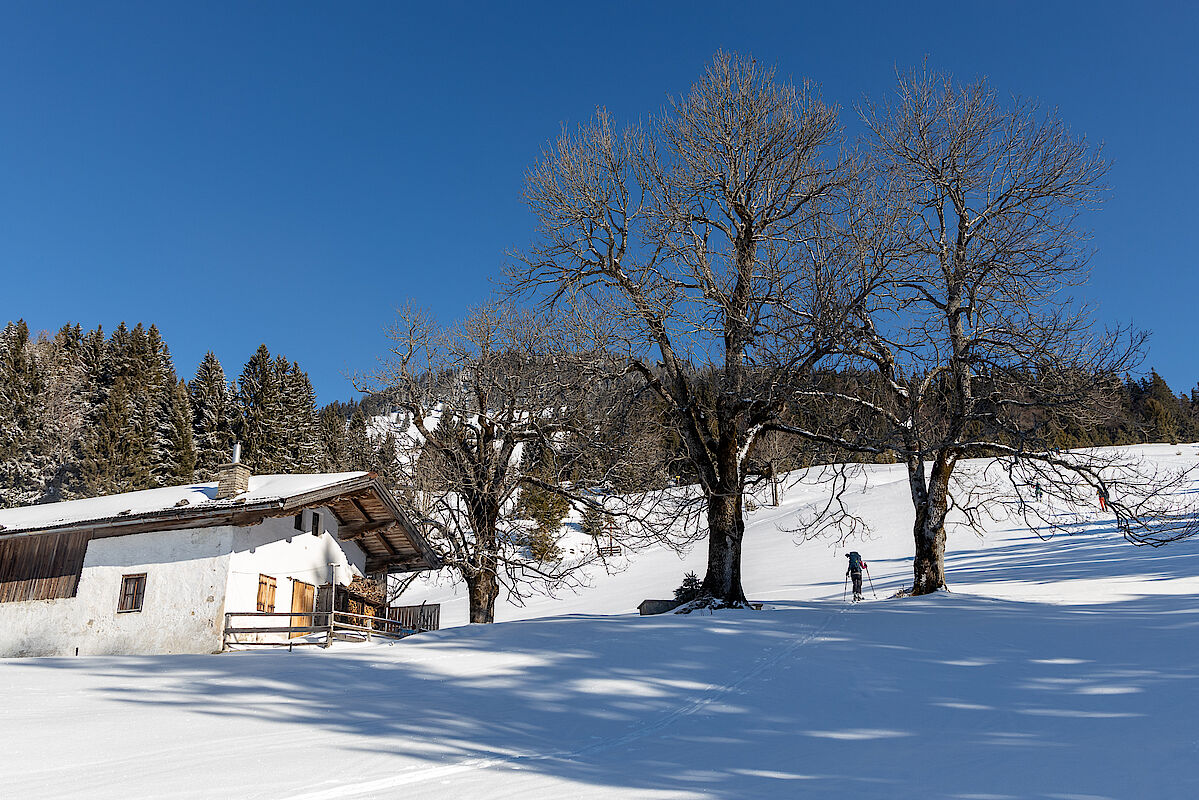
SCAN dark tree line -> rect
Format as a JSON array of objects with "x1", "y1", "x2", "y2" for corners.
[{"x1": 0, "y1": 321, "x2": 397, "y2": 508}]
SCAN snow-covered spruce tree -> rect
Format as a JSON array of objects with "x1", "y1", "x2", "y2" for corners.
[
  {"x1": 279, "y1": 360, "x2": 323, "y2": 472},
  {"x1": 318, "y1": 403, "x2": 350, "y2": 471},
  {"x1": 342, "y1": 408, "x2": 375, "y2": 471},
  {"x1": 164, "y1": 380, "x2": 197, "y2": 483},
  {"x1": 79, "y1": 375, "x2": 143, "y2": 495},
  {"x1": 372, "y1": 430, "x2": 402, "y2": 486},
  {"x1": 32, "y1": 325, "x2": 90, "y2": 501},
  {"x1": 513, "y1": 52, "x2": 884, "y2": 605},
  {"x1": 237, "y1": 344, "x2": 286, "y2": 472},
  {"x1": 189, "y1": 351, "x2": 238, "y2": 479},
  {"x1": 786, "y1": 68, "x2": 1195, "y2": 594},
  {"x1": 0, "y1": 321, "x2": 48, "y2": 507},
  {"x1": 78, "y1": 323, "x2": 163, "y2": 495},
  {"x1": 363, "y1": 302, "x2": 653, "y2": 624},
  {"x1": 146, "y1": 327, "x2": 193, "y2": 487}
]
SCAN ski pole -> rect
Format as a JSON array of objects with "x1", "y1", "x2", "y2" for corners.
[
  {"x1": 864, "y1": 566, "x2": 877, "y2": 598},
  {"x1": 843, "y1": 573, "x2": 848, "y2": 602}
]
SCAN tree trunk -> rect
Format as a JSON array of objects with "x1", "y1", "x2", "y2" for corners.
[
  {"x1": 700, "y1": 492, "x2": 748, "y2": 604},
  {"x1": 465, "y1": 568, "x2": 499, "y2": 624},
  {"x1": 908, "y1": 459, "x2": 949, "y2": 595}
]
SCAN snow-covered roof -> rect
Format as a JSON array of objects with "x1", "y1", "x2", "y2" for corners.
[
  {"x1": 0, "y1": 473, "x2": 370, "y2": 535},
  {"x1": 0, "y1": 472, "x2": 442, "y2": 573}
]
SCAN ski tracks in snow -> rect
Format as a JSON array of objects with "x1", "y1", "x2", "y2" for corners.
[{"x1": 285, "y1": 605, "x2": 845, "y2": 800}]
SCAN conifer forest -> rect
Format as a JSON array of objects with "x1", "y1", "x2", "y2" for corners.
[
  {"x1": 1, "y1": 316, "x2": 1194, "y2": 511},
  {"x1": 0, "y1": 320, "x2": 400, "y2": 508}
]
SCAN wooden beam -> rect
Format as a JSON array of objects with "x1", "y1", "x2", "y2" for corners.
[
  {"x1": 366, "y1": 556, "x2": 431, "y2": 573},
  {"x1": 350, "y1": 497, "x2": 375, "y2": 524},
  {"x1": 375, "y1": 531, "x2": 398, "y2": 557},
  {"x1": 337, "y1": 520, "x2": 394, "y2": 540}
]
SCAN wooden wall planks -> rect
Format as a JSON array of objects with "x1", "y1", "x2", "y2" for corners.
[{"x1": 0, "y1": 531, "x2": 91, "y2": 603}]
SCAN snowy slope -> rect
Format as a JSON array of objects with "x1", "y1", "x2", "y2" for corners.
[
  {"x1": 401, "y1": 443, "x2": 1199, "y2": 624},
  {"x1": 2, "y1": 444, "x2": 1198, "y2": 799}
]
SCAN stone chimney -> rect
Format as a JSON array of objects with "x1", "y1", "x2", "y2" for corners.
[{"x1": 214, "y1": 443, "x2": 251, "y2": 499}]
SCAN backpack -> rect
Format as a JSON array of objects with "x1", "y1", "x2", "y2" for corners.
[{"x1": 847, "y1": 551, "x2": 864, "y2": 572}]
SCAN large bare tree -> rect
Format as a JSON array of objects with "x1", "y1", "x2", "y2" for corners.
[
  {"x1": 365, "y1": 302, "x2": 657, "y2": 623},
  {"x1": 782, "y1": 69, "x2": 1195, "y2": 594},
  {"x1": 513, "y1": 53, "x2": 882, "y2": 605}
]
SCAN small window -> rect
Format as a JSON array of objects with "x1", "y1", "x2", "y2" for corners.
[
  {"x1": 294, "y1": 512, "x2": 304, "y2": 532},
  {"x1": 256, "y1": 574, "x2": 277, "y2": 612},
  {"x1": 118, "y1": 574, "x2": 146, "y2": 613},
  {"x1": 310, "y1": 511, "x2": 321, "y2": 536}
]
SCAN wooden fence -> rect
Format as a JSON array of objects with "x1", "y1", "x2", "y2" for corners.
[
  {"x1": 386, "y1": 603, "x2": 440, "y2": 633},
  {"x1": 222, "y1": 605, "x2": 439, "y2": 651}
]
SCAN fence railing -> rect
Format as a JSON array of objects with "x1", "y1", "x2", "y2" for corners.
[
  {"x1": 386, "y1": 603, "x2": 440, "y2": 633},
  {"x1": 222, "y1": 605, "x2": 439, "y2": 651}
]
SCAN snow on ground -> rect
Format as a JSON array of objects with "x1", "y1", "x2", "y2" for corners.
[{"x1": 3, "y1": 444, "x2": 1199, "y2": 799}]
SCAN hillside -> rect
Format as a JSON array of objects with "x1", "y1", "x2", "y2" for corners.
[
  {"x1": 2, "y1": 444, "x2": 1198, "y2": 799},
  {"x1": 400, "y1": 443, "x2": 1199, "y2": 623}
]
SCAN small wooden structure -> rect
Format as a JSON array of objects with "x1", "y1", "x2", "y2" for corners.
[
  {"x1": 638, "y1": 599, "x2": 683, "y2": 616},
  {"x1": 596, "y1": 517, "x2": 622, "y2": 558}
]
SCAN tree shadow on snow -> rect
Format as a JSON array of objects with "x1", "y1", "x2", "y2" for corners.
[{"x1": 13, "y1": 582, "x2": 1199, "y2": 800}]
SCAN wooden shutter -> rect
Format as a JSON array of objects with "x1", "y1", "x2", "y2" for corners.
[
  {"x1": 290, "y1": 581, "x2": 315, "y2": 638},
  {"x1": 256, "y1": 575, "x2": 277, "y2": 612}
]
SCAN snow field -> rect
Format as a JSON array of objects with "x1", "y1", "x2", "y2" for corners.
[{"x1": 2, "y1": 444, "x2": 1198, "y2": 799}]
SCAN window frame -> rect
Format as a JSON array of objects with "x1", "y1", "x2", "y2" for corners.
[
  {"x1": 256, "y1": 574, "x2": 277, "y2": 613},
  {"x1": 310, "y1": 511, "x2": 321, "y2": 536},
  {"x1": 117, "y1": 573, "x2": 147, "y2": 613}
]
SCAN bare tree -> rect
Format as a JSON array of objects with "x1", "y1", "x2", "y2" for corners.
[
  {"x1": 513, "y1": 52, "x2": 883, "y2": 605},
  {"x1": 364, "y1": 302, "x2": 657, "y2": 623},
  {"x1": 779, "y1": 68, "x2": 1195, "y2": 594}
]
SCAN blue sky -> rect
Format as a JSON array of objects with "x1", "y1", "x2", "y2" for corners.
[{"x1": 1, "y1": 2, "x2": 1195, "y2": 402}]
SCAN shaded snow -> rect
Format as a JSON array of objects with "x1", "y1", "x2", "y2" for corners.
[{"x1": 3, "y1": 444, "x2": 1199, "y2": 799}]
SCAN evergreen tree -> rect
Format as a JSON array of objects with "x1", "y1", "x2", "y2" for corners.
[
  {"x1": 146, "y1": 326, "x2": 186, "y2": 486},
  {"x1": 372, "y1": 430, "x2": 401, "y2": 485},
  {"x1": 238, "y1": 344, "x2": 286, "y2": 471},
  {"x1": 79, "y1": 376, "x2": 146, "y2": 494},
  {"x1": 189, "y1": 352, "x2": 238, "y2": 477},
  {"x1": 580, "y1": 505, "x2": 612, "y2": 539},
  {"x1": 1141, "y1": 371, "x2": 1182, "y2": 444},
  {"x1": 343, "y1": 408, "x2": 374, "y2": 471},
  {"x1": 33, "y1": 325, "x2": 89, "y2": 501},
  {"x1": 318, "y1": 404, "x2": 349, "y2": 471},
  {"x1": 0, "y1": 321, "x2": 47, "y2": 507},
  {"x1": 165, "y1": 380, "x2": 197, "y2": 483},
  {"x1": 280, "y1": 360, "x2": 323, "y2": 472}
]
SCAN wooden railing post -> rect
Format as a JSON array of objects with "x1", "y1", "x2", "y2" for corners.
[{"x1": 324, "y1": 563, "x2": 336, "y2": 649}]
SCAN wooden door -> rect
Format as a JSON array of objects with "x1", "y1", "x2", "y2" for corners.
[{"x1": 290, "y1": 581, "x2": 315, "y2": 638}]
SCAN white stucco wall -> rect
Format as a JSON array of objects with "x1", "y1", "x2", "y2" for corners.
[
  {"x1": 0, "y1": 505, "x2": 368, "y2": 658},
  {"x1": 224, "y1": 506, "x2": 367, "y2": 642},
  {"x1": 0, "y1": 526, "x2": 234, "y2": 658}
]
